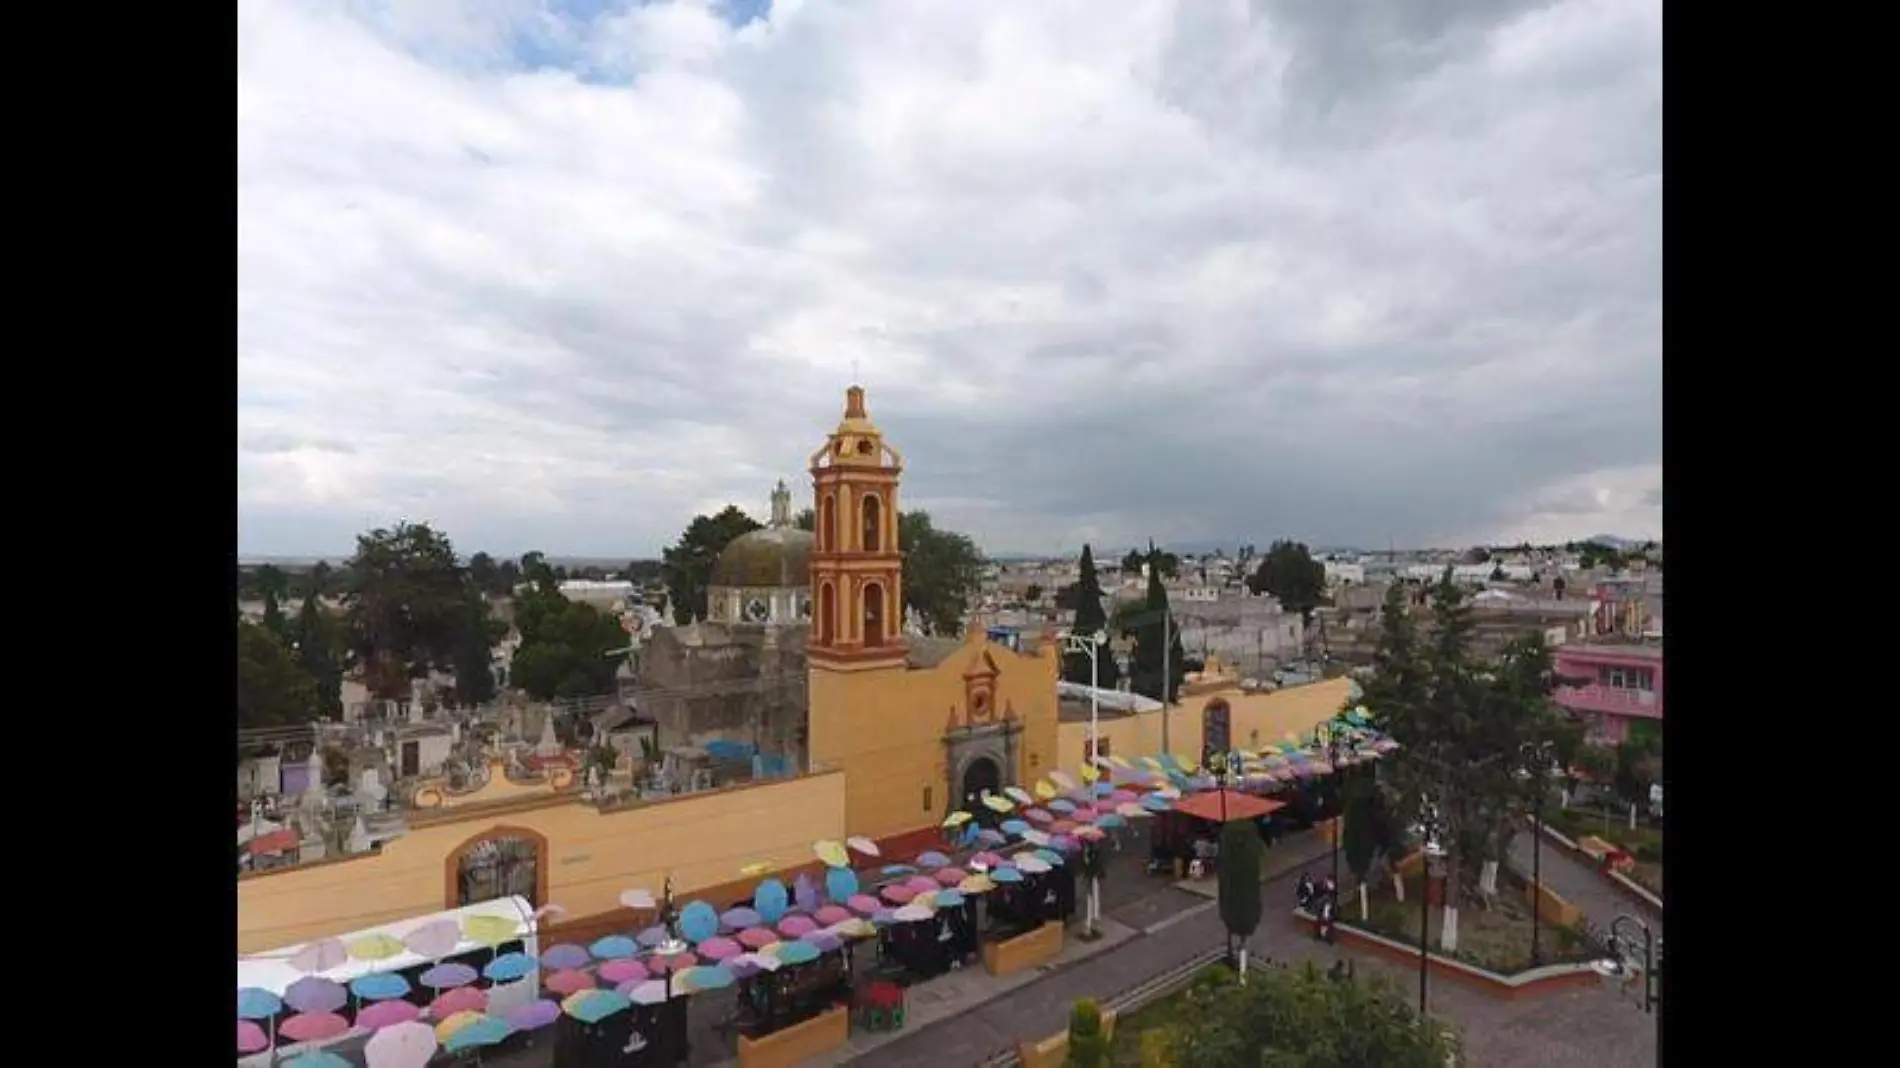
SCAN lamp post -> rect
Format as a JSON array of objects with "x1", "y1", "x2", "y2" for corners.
[
  {"x1": 1591, "y1": 914, "x2": 1659, "y2": 1013},
  {"x1": 1516, "y1": 741, "x2": 1556, "y2": 965},
  {"x1": 1411, "y1": 797, "x2": 1447, "y2": 1016},
  {"x1": 1313, "y1": 719, "x2": 1344, "y2": 893},
  {"x1": 1060, "y1": 629, "x2": 1109, "y2": 939}
]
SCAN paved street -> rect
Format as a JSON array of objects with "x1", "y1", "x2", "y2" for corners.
[{"x1": 1509, "y1": 831, "x2": 1663, "y2": 939}]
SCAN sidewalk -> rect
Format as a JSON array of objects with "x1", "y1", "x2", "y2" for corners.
[{"x1": 1506, "y1": 832, "x2": 1664, "y2": 939}]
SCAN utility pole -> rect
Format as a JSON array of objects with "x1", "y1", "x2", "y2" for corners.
[{"x1": 1160, "y1": 608, "x2": 1171, "y2": 756}]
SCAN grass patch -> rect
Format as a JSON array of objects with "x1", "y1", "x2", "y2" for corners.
[{"x1": 1355, "y1": 875, "x2": 1597, "y2": 974}]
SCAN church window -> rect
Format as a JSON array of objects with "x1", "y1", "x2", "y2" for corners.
[
  {"x1": 856, "y1": 439, "x2": 873, "y2": 455},
  {"x1": 819, "y1": 494, "x2": 837, "y2": 553},
  {"x1": 818, "y1": 583, "x2": 836, "y2": 645},
  {"x1": 861, "y1": 494, "x2": 883, "y2": 553},
  {"x1": 862, "y1": 581, "x2": 885, "y2": 645}
]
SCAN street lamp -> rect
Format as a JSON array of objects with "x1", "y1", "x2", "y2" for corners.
[
  {"x1": 1410, "y1": 797, "x2": 1447, "y2": 1016},
  {"x1": 1058, "y1": 629, "x2": 1109, "y2": 773},
  {"x1": 1516, "y1": 741, "x2": 1557, "y2": 965},
  {"x1": 1313, "y1": 719, "x2": 1345, "y2": 894},
  {"x1": 1591, "y1": 914, "x2": 1659, "y2": 1014}
]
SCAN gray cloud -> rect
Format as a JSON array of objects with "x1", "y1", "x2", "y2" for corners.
[{"x1": 238, "y1": 0, "x2": 1660, "y2": 557}]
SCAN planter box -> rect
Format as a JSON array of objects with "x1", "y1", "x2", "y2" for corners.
[
  {"x1": 1522, "y1": 879, "x2": 1583, "y2": 928},
  {"x1": 736, "y1": 1004, "x2": 849, "y2": 1068},
  {"x1": 982, "y1": 921, "x2": 1064, "y2": 977},
  {"x1": 1316, "y1": 816, "x2": 1341, "y2": 846},
  {"x1": 1018, "y1": 1010, "x2": 1117, "y2": 1068},
  {"x1": 1291, "y1": 909, "x2": 1599, "y2": 1000}
]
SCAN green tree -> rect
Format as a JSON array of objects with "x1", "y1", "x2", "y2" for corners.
[
  {"x1": 661, "y1": 506, "x2": 763, "y2": 624},
  {"x1": 342, "y1": 522, "x2": 471, "y2": 701},
  {"x1": 1612, "y1": 738, "x2": 1659, "y2": 811},
  {"x1": 466, "y1": 552, "x2": 501, "y2": 596},
  {"x1": 1246, "y1": 539, "x2": 1327, "y2": 624},
  {"x1": 1126, "y1": 558, "x2": 1186, "y2": 703},
  {"x1": 520, "y1": 550, "x2": 557, "y2": 591},
  {"x1": 449, "y1": 591, "x2": 504, "y2": 707},
  {"x1": 510, "y1": 587, "x2": 629, "y2": 700},
  {"x1": 1341, "y1": 776, "x2": 1383, "y2": 889},
  {"x1": 1061, "y1": 545, "x2": 1119, "y2": 689},
  {"x1": 793, "y1": 507, "x2": 815, "y2": 531},
  {"x1": 1216, "y1": 821, "x2": 1262, "y2": 960},
  {"x1": 1121, "y1": 548, "x2": 1145, "y2": 573},
  {"x1": 1024, "y1": 583, "x2": 1043, "y2": 604},
  {"x1": 237, "y1": 619, "x2": 322, "y2": 729},
  {"x1": 294, "y1": 594, "x2": 344, "y2": 719},
  {"x1": 1153, "y1": 963, "x2": 1458, "y2": 1068},
  {"x1": 253, "y1": 564, "x2": 290, "y2": 601},
  {"x1": 260, "y1": 590, "x2": 293, "y2": 646},
  {"x1": 1065, "y1": 998, "x2": 1110, "y2": 1068},
  {"x1": 899, "y1": 511, "x2": 985, "y2": 636}
]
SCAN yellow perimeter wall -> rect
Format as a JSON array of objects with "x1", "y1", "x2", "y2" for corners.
[
  {"x1": 808, "y1": 632, "x2": 1061, "y2": 841},
  {"x1": 1056, "y1": 678, "x2": 1356, "y2": 771},
  {"x1": 238, "y1": 771, "x2": 846, "y2": 954}
]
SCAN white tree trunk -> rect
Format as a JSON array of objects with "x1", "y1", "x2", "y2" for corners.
[
  {"x1": 1237, "y1": 946, "x2": 1249, "y2": 984},
  {"x1": 1359, "y1": 883, "x2": 1370, "y2": 920}
]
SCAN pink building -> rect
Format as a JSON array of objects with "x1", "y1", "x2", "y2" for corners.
[{"x1": 1553, "y1": 640, "x2": 1663, "y2": 746}]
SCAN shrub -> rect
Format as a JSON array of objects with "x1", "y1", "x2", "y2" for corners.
[{"x1": 1066, "y1": 998, "x2": 1110, "y2": 1068}]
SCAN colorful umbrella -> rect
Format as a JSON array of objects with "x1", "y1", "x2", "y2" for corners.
[
  {"x1": 719, "y1": 907, "x2": 762, "y2": 930},
  {"x1": 880, "y1": 863, "x2": 917, "y2": 875},
  {"x1": 625, "y1": 979, "x2": 669, "y2": 1006},
  {"x1": 280, "y1": 1012, "x2": 350, "y2": 1043},
  {"x1": 773, "y1": 940, "x2": 821, "y2": 965},
  {"x1": 981, "y1": 793, "x2": 1015, "y2": 813},
  {"x1": 1096, "y1": 814, "x2": 1127, "y2": 830},
  {"x1": 778, "y1": 914, "x2": 818, "y2": 937},
  {"x1": 1051, "y1": 834, "x2": 1081, "y2": 852},
  {"x1": 355, "y1": 999, "x2": 421, "y2": 1030},
  {"x1": 434, "y1": 1010, "x2": 486, "y2": 1043},
  {"x1": 634, "y1": 927, "x2": 673, "y2": 948},
  {"x1": 1004, "y1": 785, "x2": 1035, "y2": 805},
  {"x1": 696, "y1": 936, "x2": 742, "y2": 962},
  {"x1": 645, "y1": 951, "x2": 697, "y2": 973},
  {"x1": 236, "y1": 1020, "x2": 269, "y2": 1055},
  {"x1": 933, "y1": 867, "x2": 966, "y2": 885},
  {"x1": 934, "y1": 890, "x2": 967, "y2": 908},
  {"x1": 1017, "y1": 855, "x2": 1052, "y2": 874},
  {"x1": 1035, "y1": 779, "x2": 1058, "y2": 799},
  {"x1": 236, "y1": 987, "x2": 282, "y2": 1020},
  {"x1": 754, "y1": 879, "x2": 790, "y2": 923},
  {"x1": 941, "y1": 811, "x2": 972, "y2": 828},
  {"x1": 1025, "y1": 808, "x2": 1054, "y2": 824},
  {"x1": 544, "y1": 970, "x2": 595, "y2": 996},
  {"x1": 428, "y1": 986, "x2": 487, "y2": 1018},
  {"x1": 1080, "y1": 763, "x2": 1100, "y2": 783},
  {"x1": 403, "y1": 919, "x2": 462, "y2": 960},
  {"x1": 591, "y1": 935, "x2": 640, "y2": 960},
  {"x1": 870, "y1": 908, "x2": 898, "y2": 926},
  {"x1": 678, "y1": 964, "x2": 736, "y2": 991},
  {"x1": 976, "y1": 828, "x2": 1007, "y2": 845},
  {"x1": 599, "y1": 959, "x2": 649, "y2": 984},
  {"x1": 289, "y1": 938, "x2": 347, "y2": 974},
  {"x1": 802, "y1": 929, "x2": 844, "y2": 952},
  {"x1": 562, "y1": 989, "x2": 632, "y2": 1024},
  {"x1": 284, "y1": 977, "x2": 347, "y2": 1014},
  {"x1": 737, "y1": 926, "x2": 779, "y2": 949},
  {"x1": 350, "y1": 973, "x2": 411, "y2": 1001},
  {"x1": 880, "y1": 884, "x2": 916, "y2": 904},
  {"x1": 460, "y1": 914, "x2": 519, "y2": 948},
  {"x1": 1048, "y1": 798, "x2": 1076, "y2": 813},
  {"x1": 1049, "y1": 770, "x2": 1079, "y2": 790},
  {"x1": 482, "y1": 951, "x2": 537, "y2": 983},
  {"x1": 1000, "y1": 819, "x2": 1030, "y2": 836},
  {"x1": 829, "y1": 917, "x2": 877, "y2": 939},
  {"x1": 541, "y1": 943, "x2": 590, "y2": 970},
  {"x1": 891, "y1": 904, "x2": 934, "y2": 923},
  {"x1": 1075, "y1": 825, "x2": 1106, "y2": 840},
  {"x1": 847, "y1": 893, "x2": 881, "y2": 915},
  {"x1": 283, "y1": 1052, "x2": 353, "y2": 1068},
  {"x1": 904, "y1": 874, "x2": 940, "y2": 894},
  {"x1": 847, "y1": 835, "x2": 880, "y2": 856},
  {"x1": 1023, "y1": 829, "x2": 1053, "y2": 846},
  {"x1": 1034, "y1": 848, "x2": 1065, "y2": 866},
  {"x1": 813, "y1": 904, "x2": 854, "y2": 925},
  {"x1": 825, "y1": 866, "x2": 861, "y2": 903},
  {"x1": 444, "y1": 1015, "x2": 514, "y2": 1053},
  {"x1": 917, "y1": 850, "x2": 951, "y2": 868},
  {"x1": 793, "y1": 873, "x2": 822, "y2": 913},
  {"x1": 959, "y1": 874, "x2": 996, "y2": 893},
  {"x1": 363, "y1": 1020, "x2": 437, "y2": 1068},
  {"x1": 419, "y1": 962, "x2": 477, "y2": 990},
  {"x1": 991, "y1": 865, "x2": 1024, "y2": 883},
  {"x1": 504, "y1": 999, "x2": 562, "y2": 1032},
  {"x1": 1049, "y1": 819, "x2": 1078, "y2": 833},
  {"x1": 813, "y1": 839, "x2": 850, "y2": 867}
]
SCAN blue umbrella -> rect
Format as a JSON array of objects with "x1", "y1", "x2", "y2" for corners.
[
  {"x1": 282, "y1": 1053, "x2": 352, "y2": 1068},
  {"x1": 775, "y1": 940, "x2": 820, "y2": 966},
  {"x1": 1091, "y1": 782, "x2": 1115, "y2": 797},
  {"x1": 679, "y1": 901, "x2": 720, "y2": 944},
  {"x1": 483, "y1": 951, "x2": 537, "y2": 983},
  {"x1": 917, "y1": 851, "x2": 951, "y2": 868},
  {"x1": 721, "y1": 906, "x2": 762, "y2": 929},
  {"x1": 1141, "y1": 794, "x2": 1172, "y2": 812},
  {"x1": 1096, "y1": 813, "x2": 1127, "y2": 829},
  {"x1": 542, "y1": 943, "x2": 591, "y2": 970},
  {"x1": 1000, "y1": 819, "x2": 1030, "y2": 836},
  {"x1": 1048, "y1": 799, "x2": 1077, "y2": 813},
  {"x1": 825, "y1": 867, "x2": 860, "y2": 902},
  {"x1": 445, "y1": 1015, "x2": 515, "y2": 1053},
  {"x1": 991, "y1": 866, "x2": 1024, "y2": 883},
  {"x1": 564, "y1": 989, "x2": 632, "y2": 1024},
  {"x1": 420, "y1": 962, "x2": 478, "y2": 990},
  {"x1": 975, "y1": 828, "x2": 1006, "y2": 845},
  {"x1": 349, "y1": 973, "x2": 412, "y2": 1001},
  {"x1": 934, "y1": 890, "x2": 966, "y2": 907},
  {"x1": 1033, "y1": 848, "x2": 1065, "y2": 866},
  {"x1": 754, "y1": 878, "x2": 790, "y2": 923},
  {"x1": 879, "y1": 864, "x2": 916, "y2": 876},
  {"x1": 681, "y1": 964, "x2": 735, "y2": 991},
  {"x1": 958, "y1": 823, "x2": 981, "y2": 848},
  {"x1": 591, "y1": 935, "x2": 639, "y2": 961},
  {"x1": 236, "y1": 987, "x2": 282, "y2": 1020},
  {"x1": 870, "y1": 908, "x2": 898, "y2": 926}
]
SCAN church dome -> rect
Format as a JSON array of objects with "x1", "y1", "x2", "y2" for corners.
[{"x1": 712, "y1": 525, "x2": 814, "y2": 588}]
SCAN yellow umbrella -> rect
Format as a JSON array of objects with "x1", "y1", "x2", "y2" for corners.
[
  {"x1": 1080, "y1": 763, "x2": 1100, "y2": 783},
  {"x1": 1180, "y1": 756, "x2": 1200, "y2": 773},
  {"x1": 959, "y1": 874, "x2": 995, "y2": 893},
  {"x1": 740, "y1": 861, "x2": 774, "y2": 876},
  {"x1": 436, "y1": 1010, "x2": 485, "y2": 1042},
  {"x1": 832, "y1": 918, "x2": 877, "y2": 938},
  {"x1": 346, "y1": 933, "x2": 405, "y2": 961},
  {"x1": 461, "y1": 914, "x2": 517, "y2": 947},
  {"x1": 942, "y1": 811, "x2": 973, "y2": 828},
  {"x1": 1034, "y1": 779, "x2": 1058, "y2": 799},
  {"x1": 813, "y1": 840, "x2": 850, "y2": 868},
  {"x1": 981, "y1": 793, "x2": 1015, "y2": 813}
]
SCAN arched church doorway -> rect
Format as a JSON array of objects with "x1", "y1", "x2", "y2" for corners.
[
  {"x1": 961, "y1": 756, "x2": 1002, "y2": 819},
  {"x1": 862, "y1": 582, "x2": 885, "y2": 646}
]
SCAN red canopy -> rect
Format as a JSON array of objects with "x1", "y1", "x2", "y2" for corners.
[
  {"x1": 247, "y1": 828, "x2": 301, "y2": 856},
  {"x1": 1171, "y1": 789, "x2": 1284, "y2": 824}
]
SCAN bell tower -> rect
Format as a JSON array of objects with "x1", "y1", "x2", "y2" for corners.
[{"x1": 807, "y1": 385, "x2": 907, "y2": 672}]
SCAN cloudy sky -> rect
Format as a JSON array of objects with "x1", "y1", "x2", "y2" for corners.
[{"x1": 238, "y1": 0, "x2": 1660, "y2": 559}]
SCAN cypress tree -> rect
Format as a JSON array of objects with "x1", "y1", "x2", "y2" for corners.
[
  {"x1": 1129, "y1": 552, "x2": 1186, "y2": 703},
  {"x1": 1062, "y1": 544, "x2": 1120, "y2": 689}
]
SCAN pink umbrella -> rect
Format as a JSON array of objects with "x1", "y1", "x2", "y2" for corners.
[
  {"x1": 365, "y1": 1020, "x2": 438, "y2": 1068},
  {"x1": 1111, "y1": 790, "x2": 1138, "y2": 803},
  {"x1": 813, "y1": 905, "x2": 853, "y2": 925},
  {"x1": 1024, "y1": 808, "x2": 1054, "y2": 824},
  {"x1": 403, "y1": 918, "x2": 462, "y2": 960},
  {"x1": 543, "y1": 970, "x2": 595, "y2": 996},
  {"x1": 1049, "y1": 819, "x2": 1078, "y2": 834},
  {"x1": 355, "y1": 1000, "x2": 421, "y2": 1030},
  {"x1": 289, "y1": 937, "x2": 348, "y2": 973},
  {"x1": 428, "y1": 986, "x2": 488, "y2": 1017},
  {"x1": 645, "y1": 951, "x2": 697, "y2": 973},
  {"x1": 903, "y1": 875, "x2": 939, "y2": 895},
  {"x1": 847, "y1": 894, "x2": 881, "y2": 914},
  {"x1": 236, "y1": 1020, "x2": 270, "y2": 1055},
  {"x1": 280, "y1": 1012, "x2": 350, "y2": 1043},
  {"x1": 599, "y1": 959, "x2": 648, "y2": 984},
  {"x1": 737, "y1": 926, "x2": 779, "y2": 949},
  {"x1": 879, "y1": 884, "x2": 916, "y2": 904},
  {"x1": 1073, "y1": 805, "x2": 1100, "y2": 820},
  {"x1": 933, "y1": 867, "x2": 966, "y2": 886},
  {"x1": 971, "y1": 851, "x2": 1005, "y2": 868},
  {"x1": 697, "y1": 936, "x2": 742, "y2": 961},
  {"x1": 777, "y1": 914, "x2": 818, "y2": 937}
]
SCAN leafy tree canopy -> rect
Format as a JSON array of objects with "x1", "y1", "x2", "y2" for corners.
[
  {"x1": 1061, "y1": 544, "x2": 1120, "y2": 689},
  {"x1": 1154, "y1": 963, "x2": 1458, "y2": 1068},
  {"x1": 1246, "y1": 539, "x2": 1328, "y2": 623},
  {"x1": 511, "y1": 587, "x2": 629, "y2": 701},
  {"x1": 1217, "y1": 821, "x2": 1263, "y2": 940},
  {"x1": 343, "y1": 522, "x2": 471, "y2": 700},
  {"x1": 661, "y1": 506, "x2": 764, "y2": 624},
  {"x1": 1125, "y1": 548, "x2": 1186, "y2": 703},
  {"x1": 899, "y1": 510, "x2": 985, "y2": 637},
  {"x1": 237, "y1": 619, "x2": 323, "y2": 730},
  {"x1": 294, "y1": 595, "x2": 344, "y2": 719}
]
